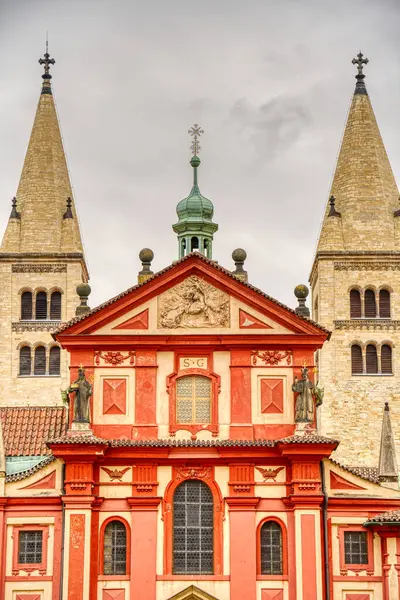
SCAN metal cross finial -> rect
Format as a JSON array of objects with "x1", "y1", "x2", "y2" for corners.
[
  {"x1": 352, "y1": 52, "x2": 368, "y2": 78},
  {"x1": 188, "y1": 124, "x2": 204, "y2": 156},
  {"x1": 38, "y1": 43, "x2": 55, "y2": 79}
]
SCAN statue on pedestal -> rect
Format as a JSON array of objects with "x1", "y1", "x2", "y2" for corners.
[
  {"x1": 292, "y1": 367, "x2": 323, "y2": 424},
  {"x1": 67, "y1": 367, "x2": 92, "y2": 424}
]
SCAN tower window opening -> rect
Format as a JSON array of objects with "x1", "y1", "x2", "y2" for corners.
[
  {"x1": 34, "y1": 346, "x2": 46, "y2": 376},
  {"x1": 351, "y1": 344, "x2": 363, "y2": 375},
  {"x1": 19, "y1": 346, "x2": 32, "y2": 376},
  {"x1": 21, "y1": 292, "x2": 33, "y2": 320},
  {"x1": 50, "y1": 291, "x2": 62, "y2": 320},
  {"x1": 181, "y1": 239, "x2": 187, "y2": 256},
  {"x1": 350, "y1": 290, "x2": 362, "y2": 319},
  {"x1": 49, "y1": 346, "x2": 61, "y2": 376},
  {"x1": 191, "y1": 237, "x2": 199, "y2": 252},
  {"x1": 365, "y1": 344, "x2": 378, "y2": 374},
  {"x1": 381, "y1": 344, "x2": 392, "y2": 374},
  {"x1": 379, "y1": 289, "x2": 391, "y2": 318},
  {"x1": 364, "y1": 290, "x2": 376, "y2": 318},
  {"x1": 35, "y1": 291, "x2": 48, "y2": 320}
]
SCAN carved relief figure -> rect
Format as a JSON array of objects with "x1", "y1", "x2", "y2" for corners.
[
  {"x1": 292, "y1": 367, "x2": 316, "y2": 423},
  {"x1": 158, "y1": 276, "x2": 229, "y2": 328},
  {"x1": 67, "y1": 367, "x2": 93, "y2": 423}
]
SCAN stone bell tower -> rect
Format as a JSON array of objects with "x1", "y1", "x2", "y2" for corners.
[
  {"x1": 0, "y1": 47, "x2": 88, "y2": 407},
  {"x1": 310, "y1": 53, "x2": 400, "y2": 467}
]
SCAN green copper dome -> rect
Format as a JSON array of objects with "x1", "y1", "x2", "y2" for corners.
[{"x1": 173, "y1": 154, "x2": 218, "y2": 259}]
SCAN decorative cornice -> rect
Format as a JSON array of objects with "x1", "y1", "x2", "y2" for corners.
[
  {"x1": 334, "y1": 319, "x2": 400, "y2": 331},
  {"x1": 12, "y1": 263, "x2": 67, "y2": 273},
  {"x1": 334, "y1": 261, "x2": 400, "y2": 271},
  {"x1": 12, "y1": 321, "x2": 64, "y2": 332}
]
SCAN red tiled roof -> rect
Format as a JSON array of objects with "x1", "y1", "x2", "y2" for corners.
[
  {"x1": 55, "y1": 252, "x2": 330, "y2": 335},
  {"x1": 365, "y1": 509, "x2": 400, "y2": 525},
  {"x1": 330, "y1": 459, "x2": 379, "y2": 483},
  {"x1": 0, "y1": 407, "x2": 67, "y2": 456},
  {"x1": 5, "y1": 455, "x2": 56, "y2": 482}
]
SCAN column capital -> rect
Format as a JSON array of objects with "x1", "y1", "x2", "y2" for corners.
[
  {"x1": 127, "y1": 496, "x2": 162, "y2": 511},
  {"x1": 61, "y1": 494, "x2": 97, "y2": 509}
]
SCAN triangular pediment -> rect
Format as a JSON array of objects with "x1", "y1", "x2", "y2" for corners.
[
  {"x1": 167, "y1": 586, "x2": 219, "y2": 600},
  {"x1": 56, "y1": 254, "x2": 327, "y2": 338}
]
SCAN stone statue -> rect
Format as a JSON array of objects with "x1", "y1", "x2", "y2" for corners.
[
  {"x1": 292, "y1": 367, "x2": 317, "y2": 423},
  {"x1": 67, "y1": 368, "x2": 92, "y2": 423}
]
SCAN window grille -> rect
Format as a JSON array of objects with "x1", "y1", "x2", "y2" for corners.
[
  {"x1": 18, "y1": 530, "x2": 43, "y2": 564},
  {"x1": 19, "y1": 346, "x2": 31, "y2": 376},
  {"x1": 350, "y1": 290, "x2": 361, "y2": 319},
  {"x1": 381, "y1": 344, "x2": 392, "y2": 374},
  {"x1": 260, "y1": 521, "x2": 283, "y2": 575},
  {"x1": 50, "y1": 291, "x2": 62, "y2": 320},
  {"x1": 35, "y1": 291, "x2": 47, "y2": 320},
  {"x1": 351, "y1": 345, "x2": 363, "y2": 375},
  {"x1": 176, "y1": 376, "x2": 211, "y2": 424},
  {"x1": 34, "y1": 346, "x2": 46, "y2": 376},
  {"x1": 366, "y1": 344, "x2": 378, "y2": 374},
  {"x1": 173, "y1": 480, "x2": 214, "y2": 575},
  {"x1": 21, "y1": 292, "x2": 33, "y2": 320},
  {"x1": 344, "y1": 531, "x2": 368, "y2": 564},
  {"x1": 379, "y1": 290, "x2": 391, "y2": 318},
  {"x1": 364, "y1": 290, "x2": 376, "y2": 318},
  {"x1": 49, "y1": 346, "x2": 61, "y2": 375},
  {"x1": 103, "y1": 521, "x2": 127, "y2": 575}
]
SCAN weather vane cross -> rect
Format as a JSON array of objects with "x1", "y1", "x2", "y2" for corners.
[
  {"x1": 38, "y1": 39, "x2": 55, "y2": 77},
  {"x1": 352, "y1": 52, "x2": 368, "y2": 78},
  {"x1": 188, "y1": 124, "x2": 204, "y2": 156}
]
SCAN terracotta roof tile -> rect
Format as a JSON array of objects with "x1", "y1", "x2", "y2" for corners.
[
  {"x1": 0, "y1": 407, "x2": 67, "y2": 456},
  {"x1": 330, "y1": 459, "x2": 379, "y2": 483},
  {"x1": 278, "y1": 434, "x2": 339, "y2": 445},
  {"x1": 55, "y1": 253, "x2": 330, "y2": 335},
  {"x1": 365, "y1": 509, "x2": 400, "y2": 525}
]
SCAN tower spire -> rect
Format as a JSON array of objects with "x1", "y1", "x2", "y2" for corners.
[
  {"x1": 314, "y1": 53, "x2": 399, "y2": 254},
  {"x1": 378, "y1": 402, "x2": 398, "y2": 485},
  {"x1": 0, "y1": 47, "x2": 86, "y2": 268},
  {"x1": 173, "y1": 126, "x2": 218, "y2": 259}
]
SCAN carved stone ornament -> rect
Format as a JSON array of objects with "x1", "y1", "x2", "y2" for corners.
[
  {"x1": 158, "y1": 276, "x2": 229, "y2": 329},
  {"x1": 251, "y1": 350, "x2": 292, "y2": 366},
  {"x1": 12, "y1": 321, "x2": 63, "y2": 332},
  {"x1": 12, "y1": 263, "x2": 67, "y2": 273},
  {"x1": 334, "y1": 261, "x2": 400, "y2": 271},
  {"x1": 94, "y1": 350, "x2": 136, "y2": 366},
  {"x1": 334, "y1": 319, "x2": 400, "y2": 331},
  {"x1": 175, "y1": 466, "x2": 212, "y2": 481},
  {"x1": 102, "y1": 467, "x2": 130, "y2": 481},
  {"x1": 255, "y1": 466, "x2": 284, "y2": 482}
]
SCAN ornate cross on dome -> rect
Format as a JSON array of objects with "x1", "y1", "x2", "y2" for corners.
[
  {"x1": 38, "y1": 41, "x2": 55, "y2": 79},
  {"x1": 188, "y1": 124, "x2": 204, "y2": 156},
  {"x1": 352, "y1": 52, "x2": 368, "y2": 79}
]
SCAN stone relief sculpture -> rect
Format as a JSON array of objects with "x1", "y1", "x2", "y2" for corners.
[
  {"x1": 67, "y1": 367, "x2": 93, "y2": 423},
  {"x1": 158, "y1": 276, "x2": 229, "y2": 328}
]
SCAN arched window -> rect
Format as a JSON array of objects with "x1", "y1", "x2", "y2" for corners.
[
  {"x1": 19, "y1": 346, "x2": 31, "y2": 376},
  {"x1": 351, "y1": 345, "x2": 363, "y2": 375},
  {"x1": 173, "y1": 480, "x2": 214, "y2": 575},
  {"x1": 364, "y1": 290, "x2": 376, "y2": 318},
  {"x1": 21, "y1": 292, "x2": 33, "y2": 320},
  {"x1": 49, "y1": 346, "x2": 61, "y2": 375},
  {"x1": 379, "y1": 290, "x2": 391, "y2": 319},
  {"x1": 34, "y1": 346, "x2": 46, "y2": 376},
  {"x1": 260, "y1": 521, "x2": 283, "y2": 575},
  {"x1": 191, "y1": 236, "x2": 199, "y2": 251},
  {"x1": 35, "y1": 292, "x2": 47, "y2": 320},
  {"x1": 103, "y1": 520, "x2": 127, "y2": 575},
  {"x1": 381, "y1": 344, "x2": 392, "y2": 374},
  {"x1": 181, "y1": 239, "x2": 186, "y2": 256},
  {"x1": 50, "y1": 291, "x2": 62, "y2": 320},
  {"x1": 366, "y1": 344, "x2": 378, "y2": 374},
  {"x1": 350, "y1": 290, "x2": 362, "y2": 319},
  {"x1": 176, "y1": 376, "x2": 211, "y2": 424}
]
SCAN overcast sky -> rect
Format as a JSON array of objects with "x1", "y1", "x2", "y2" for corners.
[{"x1": 0, "y1": 0, "x2": 399, "y2": 310}]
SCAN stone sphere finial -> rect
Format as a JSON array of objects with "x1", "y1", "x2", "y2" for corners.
[
  {"x1": 76, "y1": 283, "x2": 91, "y2": 316},
  {"x1": 294, "y1": 284, "x2": 309, "y2": 300},
  {"x1": 232, "y1": 248, "x2": 247, "y2": 263},
  {"x1": 139, "y1": 248, "x2": 154, "y2": 264}
]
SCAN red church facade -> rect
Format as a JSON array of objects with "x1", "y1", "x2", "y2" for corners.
[{"x1": 2, "y1": 253, "x2": 400, "y2": 600}]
